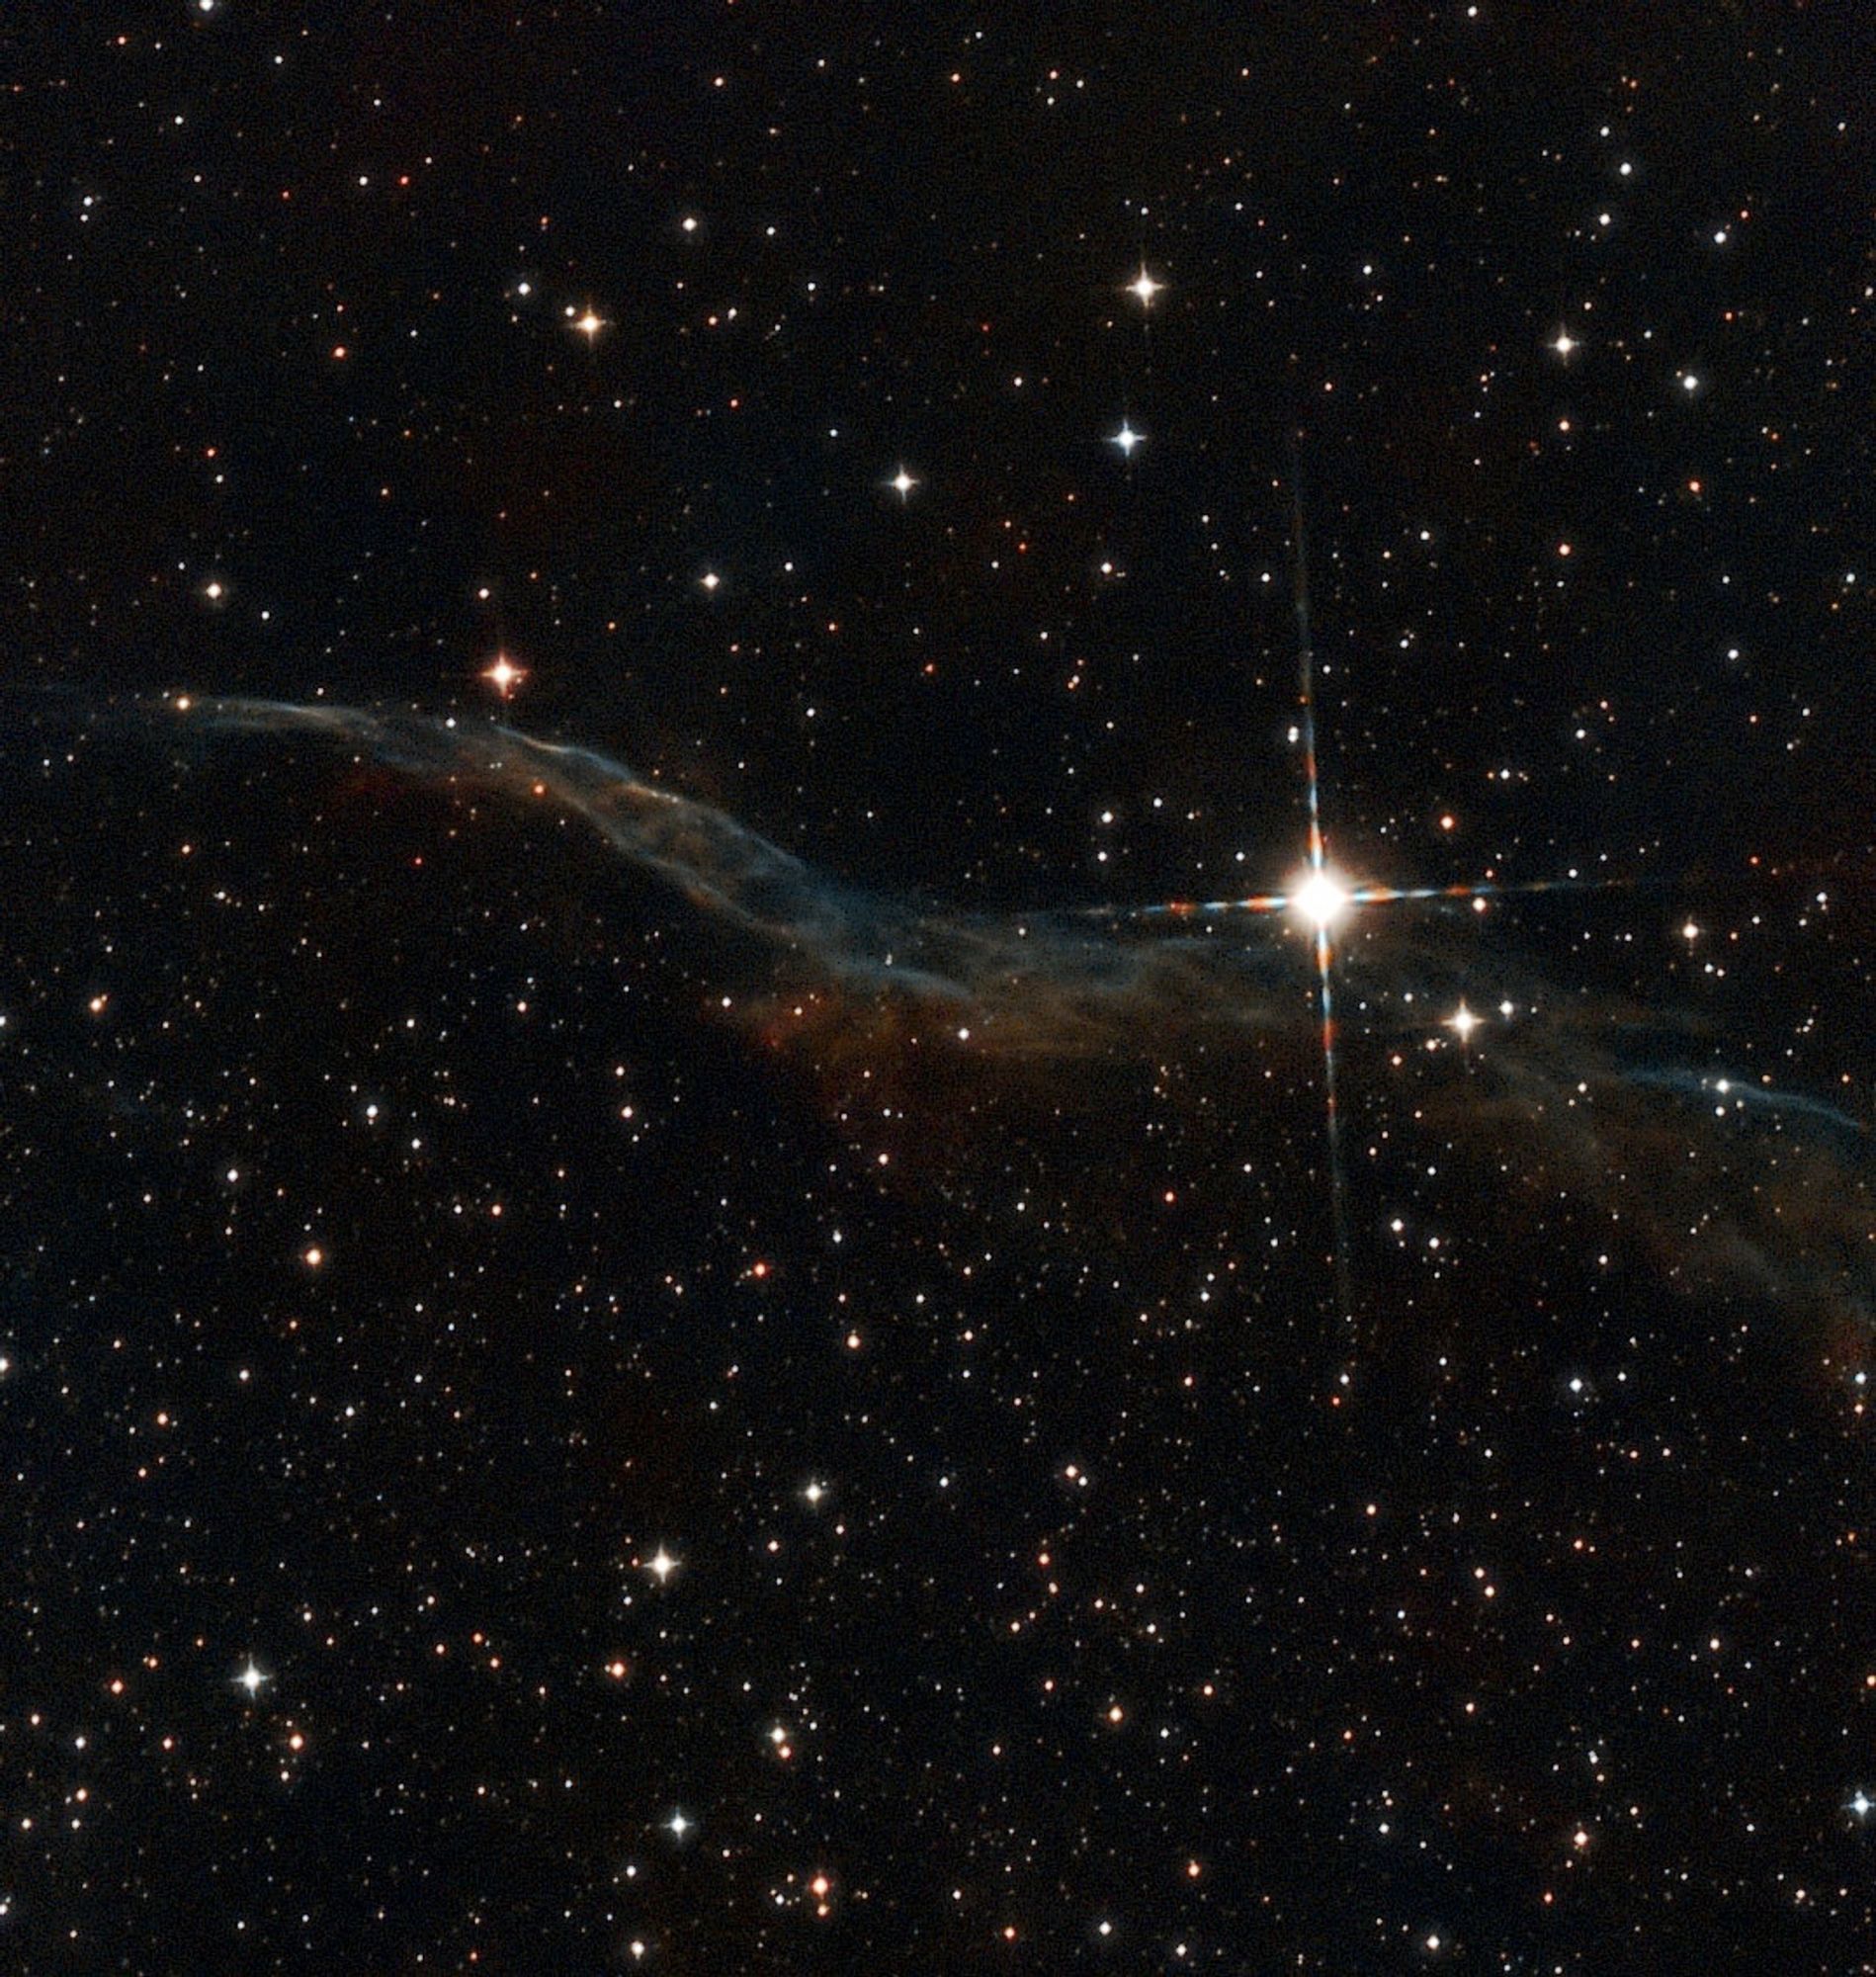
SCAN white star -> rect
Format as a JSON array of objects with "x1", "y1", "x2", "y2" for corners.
[
  {"x1": 1127, "y1": 267, "x2": 1162, "y2": 306},
  {"x1": 1290, "y1": 869, "x2": 1350, "y2": 928},
  {"x1": 1850, "y1": 1790, "x2": 1873, "y2": 1819},
  {"x1": 803, "y1": 1481, "x2": 826, "y2": 1506},
  {"x1": 889, "y1": 466, "x2": 918, "y2": 500},
  {"x1": 1551, "y1": 330, "x2": 1578, "y2": 357},
  {"x1": 1445, "y1": 1001, "x2": 1482, "y2": 1043},
  {"x1": 645, "y1": 1546, "x2": 679, "y2": 1584},
  {"x1": 1110, "y1": 420, "x2": 1144, "y2": 458},
  {"x1": 235, "y1": 1660, "x2": 269, "y2": 1698},
  {"x1": 570, "y1": 307, "x2": 607, "y2": 340},
  {"x1": 481, "y1": 652, "x2": 525, "y2": 698},
  {"x1": 665, "y1": 1808, "x2": 692, "y2": 1838}
]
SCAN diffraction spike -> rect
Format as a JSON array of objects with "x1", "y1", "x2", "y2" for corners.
[{"x1": 1287, "y1": 455, "x2": 1358, "y2": 1340}]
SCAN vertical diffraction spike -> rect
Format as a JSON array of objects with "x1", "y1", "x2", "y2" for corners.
[{"x1": 1289, "y1": 452, "x2": 1357, "y2": 1335}]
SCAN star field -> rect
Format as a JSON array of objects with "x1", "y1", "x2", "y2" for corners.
[{"x1": 2, "y1": 6, "x2": 1873, "y2": 1970}]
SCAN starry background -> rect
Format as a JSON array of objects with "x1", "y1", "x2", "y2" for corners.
[{"x1": 3, "y1": 3, "x2": 1874, "y2": 1969}]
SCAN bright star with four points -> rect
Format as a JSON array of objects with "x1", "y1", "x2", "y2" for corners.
[
  {"x1": 1289, "y1": 868, "x2": 1350, "y2": 928},
  {"x1": 481, "y1": 652, "x2": 526, "y2": 698}
]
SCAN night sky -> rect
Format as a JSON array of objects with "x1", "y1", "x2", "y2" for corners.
[{"x1": 4, "y1": 4, "x2": 1874, "y2": 1969}]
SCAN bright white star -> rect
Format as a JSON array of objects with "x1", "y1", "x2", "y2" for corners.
[
  {"x1": 1127, "y1": 267, "x2": 1162, "y2": 306},
  {"x1": 889, "y1": 466, "x2": 918, "y2": 500},
  {"x1": 1290, "y1": 869, "x2": 1350, "y2": 928},
  {"x1": 645, "y1": 1546, "x2": 679, "y2": 1584},
  {"x1": 481, "y1": 652, "x2": 526, "y2": 698},
  {"x1": 1110, "y1": 420, "x2": 1144, "y2": 457}
]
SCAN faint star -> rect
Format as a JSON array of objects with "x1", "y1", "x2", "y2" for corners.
[
  {"x1": 645, "y1": 1546, "x2": 679, "y2": 1584},
  {"x1": 888, "y1": 466, "x2": 918, "y2": 500},
  {"x1": 1110, "y1": 420, "x2": 1144, "y2": 457},
  {"x1": 1127, "y1": 266, "x2": 1163, "y2": 306}
]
